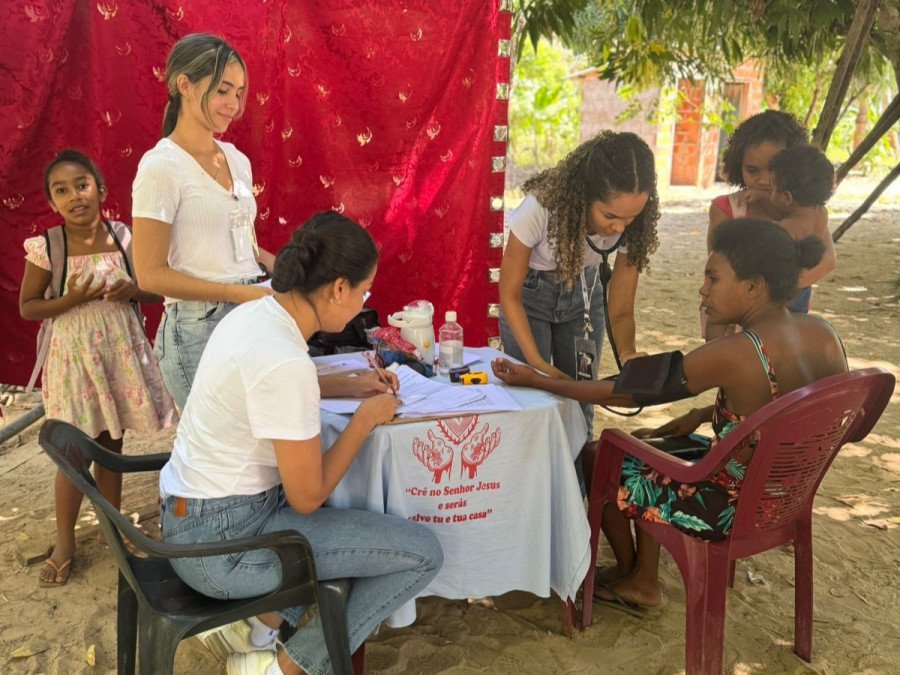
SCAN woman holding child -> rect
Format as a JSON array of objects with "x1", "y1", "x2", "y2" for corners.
[{"x1": 492, "y1": 218, "x2": 847, "y2": 609}]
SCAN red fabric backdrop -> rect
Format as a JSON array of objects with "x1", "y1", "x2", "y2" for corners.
[{"x1": 0, "y1": 1, "x2": 509, "y2": 386}]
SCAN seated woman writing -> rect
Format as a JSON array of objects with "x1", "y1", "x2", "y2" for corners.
[
  {"x1": 159, "y1": 212, "x2": 443, "y2": 675},
  {"x1": 490, "y1": 218, "x2": 847, "y2": 610}
]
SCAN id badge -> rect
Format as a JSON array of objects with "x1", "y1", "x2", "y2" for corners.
[
  {"x1": 574, "y1": 337, "x2": 598, "y2": 381},
  {"x1": 229, "y1": 205, "x2": 258, "y2": 262}
]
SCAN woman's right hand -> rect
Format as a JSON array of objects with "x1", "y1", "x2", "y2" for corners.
[
  {"x1": 67, "y1": 273, "x2": 106, "y2": 305},
  {"x1": 356, "y1": 393, "x2": 398, "y2": 428},
  {"x1": 227, "y1": 283, "x2": 274, "y2": 304}
]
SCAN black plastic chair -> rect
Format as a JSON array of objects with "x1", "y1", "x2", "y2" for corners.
[{"x1": 39, "y1": 419, "x2": 355, "y2": 675}]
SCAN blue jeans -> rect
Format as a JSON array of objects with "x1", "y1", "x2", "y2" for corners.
[
  {"x1": 160, "y1": 489, "x2": 443, "y2": 675},
  {"x1": 154, "y1": 300, "x2": 238, "y2": 409}
]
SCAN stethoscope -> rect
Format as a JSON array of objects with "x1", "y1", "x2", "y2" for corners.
[{"x1": 585, "y1": 235, "x2": 643, "y2": 417}]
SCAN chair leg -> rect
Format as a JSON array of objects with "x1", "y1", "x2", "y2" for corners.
[
  {"x1": 351, "y1": 642, "x2": 366, "y2": 675},
  {"x1": 137, "y1": 609, "x2": 181, "y2": 675},
  {"x1": 580, "y1": 496, "x2": 607, "y2": 629},
  {"x1": 560, "y1": 598, "x2": 575, "y2": 637},
  {"x1": 794, "y1": 520, "x2": 814, "y2": 661},
  {"x1": 318, "y1": 580, "x2": 354, "y2": 675},
  {"x1": 680, "y1": 543, "x2": 730, "y2": 675},
  {"x1": 117, "y1": 574, "x2": 138, "y2": 675}
]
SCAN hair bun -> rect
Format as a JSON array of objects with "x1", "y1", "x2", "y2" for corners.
[{"x1": 796, "y1": 235, "x2": 825, "y2": 271}]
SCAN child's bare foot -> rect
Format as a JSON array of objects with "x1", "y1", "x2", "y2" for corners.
[{"x1": 38, "y1": 545, "x2": 74, "y2": 587}]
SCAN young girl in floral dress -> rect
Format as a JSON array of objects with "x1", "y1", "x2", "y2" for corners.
[{"x1": 20, "y1": 149, "x2": 176, "y2": 587}]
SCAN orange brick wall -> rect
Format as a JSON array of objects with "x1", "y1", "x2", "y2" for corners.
[
  {"x1": 670, "y1": 79, "x2": 706, "y2": 185},
  {"x1": 575, "y1": 60, "x2": 763, "y2": 187}
]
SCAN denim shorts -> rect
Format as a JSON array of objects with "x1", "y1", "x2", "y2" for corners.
[
  {"x1": 154, "y1": 300, "x2": 236, "y2": 409},
  {"x1": 499, "y1": 266, "x2": 606, "y2": 378},
  {"x1": 500, "y1": 266, "x2": 605, "y2": 433},
  {"x1": 787, "y1": 286, "x2": 812, "y2": 313}
]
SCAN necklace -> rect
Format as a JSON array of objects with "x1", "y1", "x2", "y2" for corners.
[{"x1": 169, "y1": 134, "x2": 229, "y2": 189}]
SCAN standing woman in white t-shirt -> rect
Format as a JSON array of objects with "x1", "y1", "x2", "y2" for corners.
[
  {"x1": 132, "y1": 33, "x2": 274, "y2": 408},
  {"x1": 499, "y1": 131, "x2": 660, "y2": 421},
  {"x1": 160, "y1": 213, "x2": 443, "y2": 675}
]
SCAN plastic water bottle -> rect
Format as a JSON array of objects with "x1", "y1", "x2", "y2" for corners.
[{"x1": 438, "y1": 311, "x2": 464, "y2": 377}]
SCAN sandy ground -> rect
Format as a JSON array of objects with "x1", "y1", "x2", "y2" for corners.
[{"x1": 1, "y1": 177, "x2": 897, "y2": 674}]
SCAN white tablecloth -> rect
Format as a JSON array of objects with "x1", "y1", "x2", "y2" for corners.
[{"x1": 319, "y1": 348, "x2": 590, "y2": 626}]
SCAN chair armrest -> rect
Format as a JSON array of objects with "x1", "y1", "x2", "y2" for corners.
[
  {"x1": 597, "y1": 428, "x2": 737, "y2": 484},
  {"x1": 134, "y1": 529, "x2": 316, "y2": 590},
  {"x1": 92, "y1": 451, "x2": 171, "y2": 473}
]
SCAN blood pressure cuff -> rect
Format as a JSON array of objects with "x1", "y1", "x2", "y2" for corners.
[{"x1": 611, "y1": 351, "x2": 692, "y2": 405}]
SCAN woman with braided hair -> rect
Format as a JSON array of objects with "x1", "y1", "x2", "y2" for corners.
[{"x1": 499, "y1": 131, "x2": 660, "y2": 429}]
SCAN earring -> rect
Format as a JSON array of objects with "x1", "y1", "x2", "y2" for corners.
[{"x1": 330, "y1": 297, "x2": 341, "y2": 306}]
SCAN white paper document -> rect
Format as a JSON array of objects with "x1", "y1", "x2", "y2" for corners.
[{"x1": 318, "y1": 365, "x2": 522, "y2": 417}]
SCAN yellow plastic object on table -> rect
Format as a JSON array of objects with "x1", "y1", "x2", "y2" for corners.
[{"x1": 461, "y1": 371, "x2": 489, "y2": 385}]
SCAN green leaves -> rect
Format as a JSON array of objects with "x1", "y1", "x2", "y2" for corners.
[{"x1": 670, "y1": 510, "x2": 714, "y2": 532}]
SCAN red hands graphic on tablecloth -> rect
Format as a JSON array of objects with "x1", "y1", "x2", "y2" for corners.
[
  {"x1": 460, "y1": 423, "x2": 501, "y2": 479},
  {"x1": 412, "y1": 429, "x2": 454, "y2": 484}
]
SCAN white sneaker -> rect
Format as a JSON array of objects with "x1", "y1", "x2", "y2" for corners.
[
  {"x1": 197, "y1": 620, "x2": 277, "y2": 659},
  {"x1": 226, "y1": 650, "x2": 278, "y2": 675}
]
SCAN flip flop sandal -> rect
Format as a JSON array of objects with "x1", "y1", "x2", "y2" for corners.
[
  {"x1": 594, "y1": 564, "x2": 625, "y2": 585},
  {"x1": 38, "y1": 557, "x2": 73, "y2": 588},
  {"x1": 593, "y1": 582, "x2": 662, "y2": 619}
]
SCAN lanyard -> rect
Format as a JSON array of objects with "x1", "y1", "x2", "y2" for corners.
[{"x1": 579, "y1": 266, "x2": 600, "y2": 338}]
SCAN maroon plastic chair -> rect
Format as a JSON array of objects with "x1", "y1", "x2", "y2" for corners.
[{"x1": 581, "y1": 368, "x2": 894, "y2": 674}]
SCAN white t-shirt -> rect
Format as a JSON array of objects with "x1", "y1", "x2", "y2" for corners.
[
  {"x1": 159, "y1": 297, "x2": 321, "y2": 499},
  {"x1": 506, "y1": 194, "x2": 627, "y2": 271},
  {"x1": 132, "y1": 139, "x2": 261, "y2": 300}
]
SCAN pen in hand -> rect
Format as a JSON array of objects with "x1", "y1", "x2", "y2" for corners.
[{"x1": 366, "y1": 352, "x2": 398, "y2": 396}]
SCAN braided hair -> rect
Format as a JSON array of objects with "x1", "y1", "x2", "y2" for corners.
[{"x1": 523, "y1": 131, "x2": 659, "y2": 288}]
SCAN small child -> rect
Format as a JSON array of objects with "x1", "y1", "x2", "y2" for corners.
[
  {"x1": 708, "y1": 110, "x2": 809, "y2": 235},
  {"x1": 767, "y1": 144, "x2": 837, "y2": 312},
  {"x1": 704, "y1": 110, "x2": 809, "y2": 339},
  {"x1": 20, "y1": 149, "x2": 176, "y2": 587}
]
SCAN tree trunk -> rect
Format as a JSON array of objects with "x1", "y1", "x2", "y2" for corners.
[
  {"x1": 835, "y1": 92, "x2": 900, "y2": 184},
  {"x1": 811, "y1": 0, "x2": 882, "y2": 150},
  {"x1": 832, "y1": 162, "x2": 900, "y2": 242},
  {"x1": 803, "y1": 80, "x2": 822, "y2": 129},
  {"x1": 852, "y1": 94, "x2": 869, "y2": 149}
]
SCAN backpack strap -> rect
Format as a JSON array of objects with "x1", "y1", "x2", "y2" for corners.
[
  {"x1": 105, "y1": 220, "x2": 135, "y2": 281},
  {"x1": 105, "y1": 220, "x2": 146, "y2": 331},
  {"x1": 28, "y1": 225, "x2": 66, "y2": 391},
  {"x1": 44, "y1": 225, "x2": 68, "y2": 298}
]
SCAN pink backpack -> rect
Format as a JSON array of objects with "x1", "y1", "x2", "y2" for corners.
[{"x1": 26, "y1": 220, "x2": 143, "y2": 391}]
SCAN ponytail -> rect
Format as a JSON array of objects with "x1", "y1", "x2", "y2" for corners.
[{"x1": 161, "y1": 95, "x2": 181, "y2": 137}]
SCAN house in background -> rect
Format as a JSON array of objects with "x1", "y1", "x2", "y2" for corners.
[{"x1": 574, "y1": 61, "x2": 764, "y2": 188}]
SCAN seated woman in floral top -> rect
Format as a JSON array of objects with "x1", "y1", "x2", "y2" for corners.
[{"x1": 490, "y1": 218, "x2": 847, "y2": 609}]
